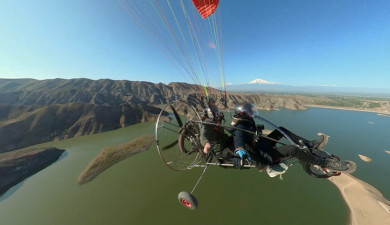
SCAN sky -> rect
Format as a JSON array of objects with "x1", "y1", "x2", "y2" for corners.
[{"x1": 1, "y1": 0, "x2": 390, "y2": 89}]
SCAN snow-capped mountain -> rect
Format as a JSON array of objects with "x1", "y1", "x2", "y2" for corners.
[{"x1": 248, "y1": 79, "x2": 277, "y2": 84}]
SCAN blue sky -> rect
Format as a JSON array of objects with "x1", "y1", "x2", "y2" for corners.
[{"x1": 1, "y1": 0, "x2": 389, "y2": 89}]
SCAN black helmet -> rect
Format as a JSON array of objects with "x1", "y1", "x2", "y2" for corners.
[{"x1": 235, "y1": 102, "x2": 256, "y2": 118}]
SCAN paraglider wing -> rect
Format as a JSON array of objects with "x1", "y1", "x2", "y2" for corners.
[{"x1": 192, "y1": 0, "x2": 219, "y2": 19}]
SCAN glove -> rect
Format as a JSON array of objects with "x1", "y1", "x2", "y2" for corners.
[{"x1": 233, "y1": 149, "x2": 252, "y2": 170}]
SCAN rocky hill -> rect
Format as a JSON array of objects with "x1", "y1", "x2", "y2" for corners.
[
  {"x1": 0, "y1": 103, "x2": 161, "y2": 152},
  {"x1": 0, "y1": 78, "x2": 315, "y2": 152},
  {"x1": 0, "y1": 147, "x2": 65, "y2": 195}
]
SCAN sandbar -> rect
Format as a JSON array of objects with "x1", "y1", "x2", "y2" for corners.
[
  {"x1": 328, "y1": 174, "x2": 390, "y2": 225},
  {"x1": 357, "y1": 154, "x2": 372, "y2": 162}
]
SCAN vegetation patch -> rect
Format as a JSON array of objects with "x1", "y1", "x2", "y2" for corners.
[
  {"x1": 77, "y1": 134, "x2": 155, "y2": 185},
  {"x1": 313, "y1": 96, "x2": 386, "y2": 109}
]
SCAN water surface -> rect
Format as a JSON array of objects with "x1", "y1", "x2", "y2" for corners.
[{"x1": 1, "y1": 108, "x2": 389, "y2": 225}]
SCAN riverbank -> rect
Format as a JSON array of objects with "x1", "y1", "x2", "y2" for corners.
[{"x1": 328, "y1": 174, "x2": 390, "y2": 225}]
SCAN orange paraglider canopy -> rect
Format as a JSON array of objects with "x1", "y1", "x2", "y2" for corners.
[{"x1": 192, "y1": 0, "x2": 219, "y2": 19}]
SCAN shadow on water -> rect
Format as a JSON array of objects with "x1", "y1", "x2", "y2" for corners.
[
  {"x1": 58, "y1": 150, "x2": 69, "y2": 161},
  {"x1": 0, "y1": 151, "x2": 69, "y2": 202},
  {"x1": 0, "y1": 179, "x2": 27, "y2": 202}
]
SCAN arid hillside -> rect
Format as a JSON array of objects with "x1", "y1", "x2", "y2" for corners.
[
  {"x1": 1, "y1": 78, "x2": 389, "y2": 152},
  {"x1": 0, "y1": 103, "x2": 161, "y2": 152}
]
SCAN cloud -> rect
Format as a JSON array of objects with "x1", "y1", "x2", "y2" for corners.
[
  {"x1": 249, "y1": 78, "x2": 277, "y2": 84},
  {"x1": 225, "y1": 82, "x2": 233, "y2": 85}
]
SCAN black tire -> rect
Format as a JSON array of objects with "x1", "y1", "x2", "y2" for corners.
[
  {"x1": 178, "y1": 122, "x2": 200, "y2": 154},
  {"x1": 178, "y1": 191, "x2": 198, "y2": 210},
  {"x1": 342, "y1": 160, "x2": 357, "y2": 174}
]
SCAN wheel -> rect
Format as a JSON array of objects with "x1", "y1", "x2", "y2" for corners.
[
  {"x1": 178, "y1": 191, "x2": 198, "y2": 210},
  {"x1": 178, "y1": 121, "x2": 201, "y2": 154},
  {"x1": 155, "y1": 100, "x2": 202, "y2": 171},
  {"x1": 340, "y1": 160, "x2": 357, "y2": 174},
  {"x1": 301, "y1": 160, "x2": 357, "y2": 178},
  {"x1": 303, "y1": 150, "x2": 343, "y2": 178}
]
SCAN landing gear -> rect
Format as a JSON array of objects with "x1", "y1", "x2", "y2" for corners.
[{"x1": 178, "y1": 191, "x2": 198, "y2": 210}]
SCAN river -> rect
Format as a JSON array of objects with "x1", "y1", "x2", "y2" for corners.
[{"x1": 0, "y1": 107, "x2": 389, "y2": 225}]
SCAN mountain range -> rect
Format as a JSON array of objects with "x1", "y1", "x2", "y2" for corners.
[{"x1": 0, "y1": 78, "x2": 319, "y2": 152}]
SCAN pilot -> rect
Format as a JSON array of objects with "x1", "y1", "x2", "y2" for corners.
[
  {"x1": 231, "y1": 102, "x2": 349, "y2": 171},
  {"x1": 199, "y1": 101, "x2": 232, "y2": 160}
]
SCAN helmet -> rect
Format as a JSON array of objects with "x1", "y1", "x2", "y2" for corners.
[
  {"x1": 206, "y1": 106, "x2": 220, "y2": 120},
  {"x1": 235, "y1": 102, "x2": 256, "y2": 118},
  {"x1": 204, "y1": 98, "x2": 224, "y2": 123}
]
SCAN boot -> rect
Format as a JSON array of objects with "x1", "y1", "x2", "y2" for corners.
[
  {"x1": 322, "y1": 158, "x2": 350, "y2": 171},
  {"x1": 294, "y1": 147, "x2": 327, "y2": 166},
  {"x1": 304, "y1": 133, "x2": 329, "y2": 150}
]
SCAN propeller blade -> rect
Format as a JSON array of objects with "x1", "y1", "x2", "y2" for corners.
[
  {"x1": 170, "y1": 105, "x2": 183, "y2": 127},
  {"x1": 162, "y1": 140, "x2": 178, "y2": 150}
]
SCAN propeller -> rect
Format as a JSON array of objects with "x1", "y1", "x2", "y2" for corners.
[
  {"x1": 162, "y1": 105, "x2": 184, "y2": 150},
  {"x1": 162, "y1": 140, "x2": 178, "y2": 150},
  {"x1": 170, "y1": 105, "x2": 183, "y2": 128}
]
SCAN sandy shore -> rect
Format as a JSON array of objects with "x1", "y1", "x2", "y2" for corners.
[
  {"x1": 328, "y1": 174, "x2": 390, "y2": 225},
  {"x1": 305, "y1": 104, "x2": 390, "y2": 116}
]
